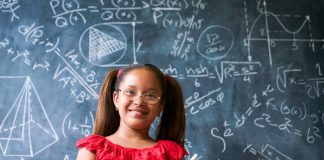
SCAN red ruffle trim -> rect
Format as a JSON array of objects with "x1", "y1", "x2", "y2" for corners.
[{"x1": 76, "y1": 135, "x2": 188, "y2": 160}]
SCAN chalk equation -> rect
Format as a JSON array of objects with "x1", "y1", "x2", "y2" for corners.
[
  {"x1": 161, "y1": 62, "x2": 262, "y2": 84},
  {"x1": 0, "y1": 35, "x2": 100, "y2": 103},
  {"x1": 243, "y1": 143, "x2": 292, "y2": 160},
  {"x1": 17, "y1": 22, "x2": 100, "y2": 101},
  {"x1": 185, "y1": 88, "x2": 224, "y2": 115},
  {"x1": 0, "y1": 0, "x2": 323, "y2": 159},
  {"x1": 49, "y1": 0, "x2": 206, "y2": 28},
  {"x1": 62, "y1": 111, "x2": 94, "y2": 138}
]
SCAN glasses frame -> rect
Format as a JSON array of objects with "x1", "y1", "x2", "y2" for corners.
[{"x1": 116, "y1": 89, "x2": 161, "y2": 104}]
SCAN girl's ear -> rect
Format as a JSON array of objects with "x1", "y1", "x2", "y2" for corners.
[
  {"x1": 158, "y1": 99, "x2": 165, "y2": 115},
  {"x1": 113, "y1": 91, "x2": 119, "y2": 107}
]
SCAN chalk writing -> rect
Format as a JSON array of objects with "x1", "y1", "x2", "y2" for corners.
[
  {"x1": 197, "y1": 25, "x2": 234, "y2": 60},
  {"x1": 215, "y1": 61, "x2": 261, "y2": 83},
  {"x1": 243, "y1": 143, "x2": 292, "y2": 160},
  {"x1": 0, "y1": 76, "x2": 59, "y2": 158},
  {"x1": 50, "y1": 0, "x2": 87, "y2": 27},
  {"x1": 210, "y1": 121, "x2": 235, "y2": 153},
  {"x1": 62, "y1": 112, "x2": 94, "y2": 138},
  {"x1": 16, "y1": 22, "x2": 100, "y2": 102},
  {"x1": 185, "y1": 88, "x2": 223, "y2": 115},
  {"x1": 170, "y1": 31, "x2": 194, "y2": 61},
  {"x1": 0, "y1": 0, "x2": 20, "y2": 22},
  {"x1": 234, "y1": 93, "x2": 261, "y2": 128},
  {"x1": 1, "y1": 0, "x2": 324, "y2": 159}
]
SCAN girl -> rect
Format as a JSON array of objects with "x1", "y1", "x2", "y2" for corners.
[{"x1": 76, "y1": 64, "x2": 187, "y2": 160}]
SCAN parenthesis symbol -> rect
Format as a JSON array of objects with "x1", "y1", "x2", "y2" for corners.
[
  {"x1": 62, "y1": 112, "x2": 71, "y2": 138},
  {"x1": 89, "y1": 111, "x2": 94, "y2": 128},
  {"x1": 301, "y1": 102, "x2": 307, "y2": 120}
]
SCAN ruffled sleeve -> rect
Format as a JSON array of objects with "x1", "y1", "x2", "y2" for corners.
[
  {"x1": 75, "y1": 134, "x2": 107, "y2": 153},
  {"x1": 159, "y1": 140, "x2": 189, "y2": 160}
]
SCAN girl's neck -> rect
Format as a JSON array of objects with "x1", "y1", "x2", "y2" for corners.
[
  {"x1": 113, "y1": 125, "x2": 151, "y2": 141},
  {"x1": 107, "y1": 124, "x2": 156, "y2": 149}
]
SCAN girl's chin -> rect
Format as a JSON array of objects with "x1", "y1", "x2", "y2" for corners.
[{"x1": 127, "y1": 122, "x2": 150, "y2": 130}]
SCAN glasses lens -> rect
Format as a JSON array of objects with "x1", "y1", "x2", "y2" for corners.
[
  {"x1": 143, "y1": 93, "x2": 158, "y2": 104},
  {"x1": 119, "y1": 89, "x2": 159, "y2": 104}
]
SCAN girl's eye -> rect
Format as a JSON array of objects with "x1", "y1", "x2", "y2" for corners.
[
  {"x1": 146, "y1": 93, "x2": 157, "y2": 98},
  {"x1": 124, "y1": 90, "x2": 136, "y2": 96}
]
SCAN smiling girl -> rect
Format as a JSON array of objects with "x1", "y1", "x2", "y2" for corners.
[{"x1": 76, "y1": 64, "x2": 187, "y2": 160}]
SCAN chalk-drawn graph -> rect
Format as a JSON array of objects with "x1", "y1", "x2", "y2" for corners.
[
  {"x1": 79, "y1": 23, "x2": 133, "y2": 67},
  {"x1": 244, "y1": 0, "x2": 324, "y2": 65},
  {"x1": 0, "y1": 76, "x2": 58, "y2": 157}
]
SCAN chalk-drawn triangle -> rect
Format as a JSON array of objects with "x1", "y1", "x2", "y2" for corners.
[
  {"x1": 0, "y1": 77, "x2": 58, "y2": 157},
  {"x1": 0, "y1": 78, "x2": 28, "y2": 155},
  {"x1": 88, "y1": 27, "x2": 126, "y2": 62}
]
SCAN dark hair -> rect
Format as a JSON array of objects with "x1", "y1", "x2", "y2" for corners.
[{"x1": 93, "y1": 64, "x2": 186, "y2": 147}]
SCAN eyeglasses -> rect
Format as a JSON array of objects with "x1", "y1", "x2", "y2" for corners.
[{"x1": 117, "y1": 89, "x2": 161, "y2": 104}]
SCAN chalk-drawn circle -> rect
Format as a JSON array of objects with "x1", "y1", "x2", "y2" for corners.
[
  {"x1": 197, "y1": 25, "x2": 234, "y2": 60},
  {"x1": 79, "y1": 23, "x2": 127, "y2": 66}
]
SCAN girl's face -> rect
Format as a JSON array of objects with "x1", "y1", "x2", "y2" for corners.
[{"x1": 113, "y1": 68, "x2": 163, "y2": 131}]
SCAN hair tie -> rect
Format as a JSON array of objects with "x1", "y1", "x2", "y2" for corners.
[
  {"x1": 117, "y1": 69, "x2": 123, "y2": 77},
  {"x1": 163, "y1": 74, "x2": 168, "y2": 81}
]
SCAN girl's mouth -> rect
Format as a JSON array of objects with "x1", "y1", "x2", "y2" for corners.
[{"x1": 128, "y1": 109, "x2": 148, "y2": 117}]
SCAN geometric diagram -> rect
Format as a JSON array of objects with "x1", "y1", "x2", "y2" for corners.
[
  {"x1": 244, "y1": 1, "x2": 323, "y2": 66},
  {"x1": 0, "y1": 76, "x2": 58, "y2": 157},
  {"x1": 89, "y1": 27, "x2": 126, "y2": 62},
  {"x1": 197, "y1": 25, "x2": 234, "y2": 60},
  {"x1": 79, "y1": 23, "x2": 129, "y2": 67}
]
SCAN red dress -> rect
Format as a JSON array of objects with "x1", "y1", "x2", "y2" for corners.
[{"x1": 76, "y1": 135, "x2": 188, "y2": 160}]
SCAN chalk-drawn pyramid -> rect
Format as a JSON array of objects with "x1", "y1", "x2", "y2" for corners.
[
  {"x1": 0, "y1": 76, "x2": 58, "y2": 157},
  {"x1": 89, "y1": 27, "x2": 126, "y2": 62}
]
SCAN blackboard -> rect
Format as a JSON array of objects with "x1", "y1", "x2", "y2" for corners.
[{"x1": 0, "y1": 0, "x2": 323, "y2": 159}]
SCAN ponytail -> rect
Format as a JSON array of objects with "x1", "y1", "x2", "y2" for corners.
[
  {"x1": 93, "y1": 69, "x2": 120, "y2": 136},
  {"x1": 156, "y1": 75, "x2": 186, "y2": 147}
]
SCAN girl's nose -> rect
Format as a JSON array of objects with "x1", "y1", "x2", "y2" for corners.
[{"x1": 132, "y1": 95, "x2": 145, "y2": 106}]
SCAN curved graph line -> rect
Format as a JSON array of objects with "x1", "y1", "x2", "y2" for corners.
[
  {"x1": 248, "y1": 12, "x2": 309, "y2": 39},
  {"x1": 247, "y1": 9, "x2": 310, "y2": 65},
  {"x1": 267, "y1": 12, "x2": 309, "y2": 34}
]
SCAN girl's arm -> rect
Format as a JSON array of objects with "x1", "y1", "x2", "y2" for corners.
[{"x1": 76, "y1": 148, "x2": 96, "y2": 160}]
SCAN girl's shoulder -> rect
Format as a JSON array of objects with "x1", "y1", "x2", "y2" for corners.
[
  {"x1": 76, "y1": 135, "x2": 188, "y2": 160},
  {"x1": 157, "y1": 139, "x2": 189, "y2": 158},
  {"x1": 75, "y1": 134, "x2": 107, "y2": 153}
]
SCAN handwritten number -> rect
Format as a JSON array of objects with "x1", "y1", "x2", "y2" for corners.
[
  {"x1": 315, "y1": 63, "x2": 323, "y2": 76},
  {"x1": 306, "y1": 128, "x2": 315, "y2": 143}
]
